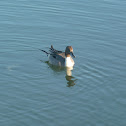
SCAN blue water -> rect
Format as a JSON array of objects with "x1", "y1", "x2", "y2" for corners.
[{"x1": 0, "y1": 0, "x2": 126, "y2": 126}]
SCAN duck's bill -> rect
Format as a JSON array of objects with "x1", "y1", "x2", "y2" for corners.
[{"x1": 71, "y1": 52, "x2": 76, "y2": 58}]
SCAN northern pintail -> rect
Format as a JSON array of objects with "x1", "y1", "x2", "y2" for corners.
[{"x1": 40, "y1": 45, "x2": 75, "y2": 67}]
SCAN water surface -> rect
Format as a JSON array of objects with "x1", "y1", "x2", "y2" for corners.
[{"x1": 0, "y1": 0, "x2": 126, "y2": 126}]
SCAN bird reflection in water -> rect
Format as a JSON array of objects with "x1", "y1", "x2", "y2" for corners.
[
  {"x1": 43, "y1": 61, "x2": 77, "y2": 87},
  {"x1": 65, "y1": 67, "x2": 77, "y2": 87},
  {"x1": 65, "y1": 75, "x2": 76, "y2": 87}
]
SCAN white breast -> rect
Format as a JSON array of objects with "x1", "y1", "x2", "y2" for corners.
[{"x1": 65, "y1": 57, "x2": 74, "y2": 67}]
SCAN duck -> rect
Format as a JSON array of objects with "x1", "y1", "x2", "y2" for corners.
[{"x1": 40, "y1": 45, "x2": 75, "y2": 67}]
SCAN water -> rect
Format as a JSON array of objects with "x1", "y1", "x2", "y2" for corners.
[{"x1": 0, "y1": 0, "x2": 126, "y2": 126}]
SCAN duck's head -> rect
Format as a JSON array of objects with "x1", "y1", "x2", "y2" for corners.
[{"x1": 65, "y1": 46, "x2": 75, "y2": 58}]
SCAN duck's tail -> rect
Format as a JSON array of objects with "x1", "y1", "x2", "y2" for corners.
[{"x1": 39, "y1": 49, "x2": 49, "y2": 56}]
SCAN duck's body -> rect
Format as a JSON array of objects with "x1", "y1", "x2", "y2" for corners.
[{"x1": 41, "y1": 45, "x2": 75, "y2": 67}]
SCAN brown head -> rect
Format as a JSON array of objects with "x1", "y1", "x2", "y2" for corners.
[{"x1": 65, "y1": 46, "x2": 75, "y2": 58}]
